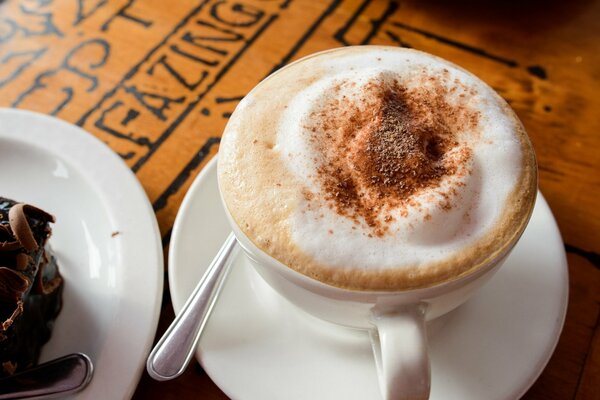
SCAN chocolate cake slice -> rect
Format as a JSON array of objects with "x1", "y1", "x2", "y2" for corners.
[{"x1": 0, "y1": 197, "x2": 63, "y2": 376}]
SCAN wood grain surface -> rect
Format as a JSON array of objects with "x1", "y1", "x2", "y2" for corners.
[{"x1": 0, "y1": 0, "x2": 598, "y2": 398}]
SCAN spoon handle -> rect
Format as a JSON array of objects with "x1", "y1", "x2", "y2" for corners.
[
  {"x1": 0, "y1": 353, "x2": 93, "y2": 399},
  {"x1": 146, "y1": 232, "x2": 237, "y2": 381}
]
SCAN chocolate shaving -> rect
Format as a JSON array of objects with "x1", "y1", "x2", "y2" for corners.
[
  {"x1": 17, "y1": 203, "x2": 54, "y2": 223},
  {"x1": 0, "y1": 226, "x2": 20, "y2": 252},
  {"x1": 0, "y1": 267, "x2": 30, "y2": 303},
  {"x1": 1, "y1": 361, "x2": 17, "y2": 375},
  {"x1": 8, "y1": 204, "x2": 50, "y2": 252},
  {"x1": 1, "y1": 300, "x2": 23, "y2": 332},
  {"x1": 15, "y1": 254, "x2": 30, "y2": 271},
  {"x1": 33, "y1": 260, "x2": 63, "y2": 296}
]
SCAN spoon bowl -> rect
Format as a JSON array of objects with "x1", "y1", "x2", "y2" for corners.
[{"x1": 0, "y1": 353, "x2": 93, "y2": 399}]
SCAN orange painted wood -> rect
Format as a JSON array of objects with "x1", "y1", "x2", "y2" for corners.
[{"x1": 0, "y1": 0, "x2": 597, "y2": 398}]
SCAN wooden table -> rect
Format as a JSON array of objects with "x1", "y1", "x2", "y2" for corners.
[{"x1": 0, "y1": 0, "x2": 598, "y2": 398}]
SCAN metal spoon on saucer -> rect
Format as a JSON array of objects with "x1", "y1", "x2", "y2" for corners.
[
  {"x1": 147, "y1": 233, "x2": 237, "y2": 381},
  {"x1": 0, "y1": 353, "x2": 93, "y2": 399}
]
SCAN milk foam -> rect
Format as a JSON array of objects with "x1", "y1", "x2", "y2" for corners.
[
  {"x1": 218, "y1": 47, "x2": 535, "y2": 290},
  {"x1": 276, "y1": 50, "x2": 521, "y2": 271}
]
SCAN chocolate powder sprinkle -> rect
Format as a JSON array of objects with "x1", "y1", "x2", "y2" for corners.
[{"x1": 307, "y1": 74, "x2": 479, "y2": 236}]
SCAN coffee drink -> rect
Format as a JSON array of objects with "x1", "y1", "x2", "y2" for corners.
[{"x1": 218, "y1": 46, "x2": 536, "y2": 291}]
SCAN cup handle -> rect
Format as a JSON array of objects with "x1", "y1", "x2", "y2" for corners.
[{"x1": 370, "y1": 303, "x2": 430, "y2": 400}]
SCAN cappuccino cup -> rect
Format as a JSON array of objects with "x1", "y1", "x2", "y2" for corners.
[{"x1": 218, "y1": 46, "x2": 537, "y2": 399}]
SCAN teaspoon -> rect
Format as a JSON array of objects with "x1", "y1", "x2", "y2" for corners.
[
  {"x1": 146, "y1": 232, "x2": 237, "y2": 381},
  {"x1": 0, "y1": 353, "x2": 93, "y2": 399}
]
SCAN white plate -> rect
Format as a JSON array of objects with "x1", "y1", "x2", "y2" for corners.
[
  {"x1": 0, "y1": 109, "x2": 164, "y2": 399},
  {"x1": 170, "y1": 157, "x2": 568, "y2": 400}
]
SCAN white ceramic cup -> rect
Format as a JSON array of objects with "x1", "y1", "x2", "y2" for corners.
[
  {"x1": 216, "y1": 46, "x2": 537, "y2": 400},
  {"x1": 218, "y1": 179, "x2": 535, "y2": 399}
]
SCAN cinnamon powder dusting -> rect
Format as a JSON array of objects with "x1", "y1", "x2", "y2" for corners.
[{"x1": 306, "y1": 73, "x2": 479, "y2": 236}]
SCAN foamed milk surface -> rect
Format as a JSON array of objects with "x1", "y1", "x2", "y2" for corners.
[
  {"x1": 218, "y1": 47, "x2": 533, "y2": 290},
  {"x1": 277, "y1": 50, "x2": 520, "y2": 269}
]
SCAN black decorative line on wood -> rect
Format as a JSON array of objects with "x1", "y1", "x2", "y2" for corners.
[
  {"x1": 526, "y1": 65, "x2": 548, "y2": 80},
  {"x1": 215, "y1": 95, "x2": 244, "y2": 103},
  {"x1": 384, "y1": 29, "x2": 412, "y2": 48},
  {"x1": 156, "y1": 136, "x2": 220, "y2": 249},
  {"x1": 268, "y1": 0, "x2": 342, "y2": 75},
  {"x1": 362, "y1": 0, "x2": 398, "y2": 44},
  {"x1": 162, "y1": 227, "x2": 172, "y2": 249},
  {"x1": 153, "y1": 136, "x2": 220, "y2": 212},
  {"x1": 333, "y1": 0, "x2": 370, "y2": 46},
  {"x1": 565, "y1": 243, "x2": 600, "y2": 269},
  {"x1": 391, "y1": 21, "x2": 519, "y2": 68},
  {"x1": 131, "y1": 13, "x2": 278, "y2": 172},
  {"x1": 537, "y1": 164, "x2": 566, "y2": 177},
  {"x1": 118, "y1": 150, "x2": 136, "y2": 160},
  {"x1": 334, "y1": 0, "x2": 398, "y2": 46},
  {"x1": 76, "y1": 0, "x2": 211, "y2": 127}
]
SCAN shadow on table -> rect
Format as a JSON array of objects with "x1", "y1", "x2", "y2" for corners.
[{"x1": 410, "y1": 0, "x2": 594, "y2": 34}]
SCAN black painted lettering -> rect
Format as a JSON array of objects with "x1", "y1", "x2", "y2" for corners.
[
  {"x1": 169, "y1": 44, "x2": 219, "y2": 67},
  {"x1": 124, "y1": 85, "x2": 186, "y2": 121},
  {"x1": 11, "y1": 69, "x2": 70, "y2": 114},
  {"x1": 63, "y1": 38, "x2": 111, "y2": 91},
  {"x1": 147, "y1": 54, "x2": 209, "y2": 90},
  {"x1": 210, "y1": 1, "x2": 264, "y2": 27},
  {"x1": 49, "y1": 87, "x2": 74, "y2": 115},
  {"x1": 78, "y1": 0, "x2": 279, "y2": 171},
  {"x1": 191, "y1": 20, "x2": 245, "y2": 42},
  {"x1": 0, "y1": 18, "x2": 18, "y2": 44},
  {"x1": 11, "y1": 39, "x2": 109, "y2": 113},
  {"x1": 0, "y1": 48, "x2": 47, "y2": 88},
  {"x1": 18, "y1": 2, "x2": 63, "y2": 37},
  {"x1": 95, "y1": 101, "x2": 151, "y2": 146},
  {"x1": 74, "y1": 0, "x2": 109, "y2": 26},
  {"x1": 181, "y1": 33, "x2": 228, "y2": 56},
  {"x1": 101, "y1": 0, "x2": 153, "y2": 32},
  {"x1": 121, "y1": 109, "x2": 140, "y2": 126}
]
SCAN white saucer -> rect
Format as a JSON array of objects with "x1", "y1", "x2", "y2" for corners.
[
  {"x1": 170, "y1": 157, "x2": 568, "y2": 400},
  {"x1": 0, "y1": 109, "x2": 164, "y2": 399}
]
